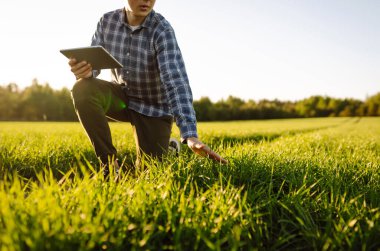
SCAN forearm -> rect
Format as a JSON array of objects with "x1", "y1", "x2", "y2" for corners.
[{"x1": 162, "y1": 74, "x2": 198, "y2": 142}]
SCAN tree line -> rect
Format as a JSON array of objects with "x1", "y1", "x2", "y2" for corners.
[
  {"x1": 193, "y1": 93, "x2": 380, "y2": 121},
  {"x1": 0, "y1": 80, "x2": 77, "y2": 121},
  {"x1": 0, "y1": 79, "x2": 379, "y2": 121}
]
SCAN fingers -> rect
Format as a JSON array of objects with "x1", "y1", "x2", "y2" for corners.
[
  {"x1": 187, "y1": 138, "x2": 228, "y2": 164},
  {"x1": 68, "y1": 58, "x2": 92, "y2": 79},
  {"x1": 71, "y1": 60, "x2": 91, "y2": 74},
  {"x1": 208, "y1": 150, "x2": 228, "y2": 164},
  {"x1": 200, "y1": 146, "x2": 228, "y2": 164},
  {"x1": 68, "y1": 58, "x2": 77, "y2": 66}
]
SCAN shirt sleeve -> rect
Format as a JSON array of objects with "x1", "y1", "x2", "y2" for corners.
[
  {"x1": 155, "y1": 28, "x2": 198, "y2": 143},
  {"x1": 90, "y1": 18, "x2": 105, "y2": 78}
]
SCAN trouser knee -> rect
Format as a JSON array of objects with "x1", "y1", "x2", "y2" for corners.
[{"x1": 71, "y1": 78, "x2": 95, "y2": 101}]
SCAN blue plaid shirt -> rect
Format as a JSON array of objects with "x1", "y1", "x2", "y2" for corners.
[{"x1": 91, "y1": 9, "x2": 198, "y2": 142}]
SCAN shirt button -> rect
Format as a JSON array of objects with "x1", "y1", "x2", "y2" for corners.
[
  {"x1": 127, "y1": 52, "x2": 130, "y2": 56},
  {"x1": 126, "y1": 71, "x2": 129, "y2": 74}
]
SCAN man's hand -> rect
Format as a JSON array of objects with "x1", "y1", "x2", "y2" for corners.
[
  {"x1": 69, "y1": 58, "x2": 93, "y2": 80},
  {"x1": 186, "y1": 137, "x2": 228, "y2": 164}
]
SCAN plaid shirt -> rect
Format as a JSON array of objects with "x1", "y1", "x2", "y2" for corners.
[{"x1": 91, "y1": 9, "x2": 197, "y2": 141}]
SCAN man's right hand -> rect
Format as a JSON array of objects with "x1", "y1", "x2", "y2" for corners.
[
  {"x1": 69, "y1": 58, "x2": 93, "y2": 80},
  {"x1": 187, "y1": 137, "x2": 228, "y2": 164}
]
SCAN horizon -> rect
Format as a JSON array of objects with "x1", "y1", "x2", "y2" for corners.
[
  {"x1": 0, "y1": 0, "x2": 379, "y2": 102},
  {"x1": 2, "y1": 78, "x2": 377, "y2": 103}
]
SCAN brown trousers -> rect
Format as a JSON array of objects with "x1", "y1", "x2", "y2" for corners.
[{"x1": 71, "y1": 78, "x2": 173, "y2": 166}]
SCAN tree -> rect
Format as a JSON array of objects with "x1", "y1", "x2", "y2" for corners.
[
  {"x1": 18, "y1": 79, "x2": 57, "y2": 120},
  {"x1": 193, "y1": 97, "x2": 215, "y2": 121},
  {"x1": 365, "y1": 93, "x2": 380, "y2": 116},
  {"x1": 0, "y1": 83, "x2": 20, "y2": 120}
]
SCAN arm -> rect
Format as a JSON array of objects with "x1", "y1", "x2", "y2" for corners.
[
  {"x1": 155, "y1": 29, "x2": 227, "y2": 164},
  {"x1": 155, "y1": 28, "x2": 197, "y2": 142}
]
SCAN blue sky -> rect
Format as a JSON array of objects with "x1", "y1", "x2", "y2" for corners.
[{"x1": 0, "y1": 0, "x2": 379, "y2": 101}]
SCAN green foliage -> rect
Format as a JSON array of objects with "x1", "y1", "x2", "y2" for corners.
[
  {"x1": 193, "y1": 94, "x2": 380, "y2": 121},
  {"x1": 1, "y1": 118, "x2": 380, "y2": 250},
  {"x1": 0, "y1": 80, "x2": 77, "y2": 121},
  {"x1": 1, "y1": 81, "x2": 379, "y2": 121},
  {"x1": 365, "y1": 93, "x2": 380, "y2": 116}
]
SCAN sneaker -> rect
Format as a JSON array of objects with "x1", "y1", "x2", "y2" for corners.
[
  {"x1": 168, "y1": 138, "x2": 181, "y2": 156},
  {"x1": 103, "y1": 159, "x2": 120, "y2": 180}
]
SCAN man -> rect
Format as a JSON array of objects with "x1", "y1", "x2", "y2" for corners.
[{"x1": 69, "y1": 0, "x2": 227, "y2": 173}]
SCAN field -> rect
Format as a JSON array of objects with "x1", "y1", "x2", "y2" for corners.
[{"x1": 0, "y1": 117, "x2": 379, "y2": 250}]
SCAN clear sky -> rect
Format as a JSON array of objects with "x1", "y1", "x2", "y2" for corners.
[{"x1": 0, "y1": 0, "x2": 379, "y2": 101}]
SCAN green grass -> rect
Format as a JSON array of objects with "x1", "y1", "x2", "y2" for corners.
[{"x1": 0, "y1": 117, "x2": 379, "y2": 250}]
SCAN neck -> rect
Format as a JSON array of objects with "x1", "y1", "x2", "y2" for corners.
[{"x1": 125, "y1": 9, "x2": 145, "y2": 26}]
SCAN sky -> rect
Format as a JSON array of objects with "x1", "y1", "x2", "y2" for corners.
[{"x1": 0, "y1": 0, "x2": 379, "y2": 102}]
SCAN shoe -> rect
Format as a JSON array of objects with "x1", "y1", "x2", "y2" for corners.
[
  {"x1": 103, "y1": 159, "x2": 120, "y2": 180},
  {"x1": 168, "y1": 138, "x2": 181, "y2": 156}
]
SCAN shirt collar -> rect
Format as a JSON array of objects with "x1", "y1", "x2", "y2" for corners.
[
  {"x1": 118, "y1": 8, "x2": 155, "y2": 29},
  {"x1": 140, "y1": 10, "x2": 155, "y2": 28}
]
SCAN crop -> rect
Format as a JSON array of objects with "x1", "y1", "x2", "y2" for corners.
[{"x1": 0, "y1": 117, "x2": 379, "y2": 250}]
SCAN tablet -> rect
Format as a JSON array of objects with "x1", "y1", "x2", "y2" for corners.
[{"x1": 60, "y1": 46, "x2": 123, "y2": 70}]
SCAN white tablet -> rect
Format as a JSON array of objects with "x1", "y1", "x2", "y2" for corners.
[{"x1": 60, "y1": 46, "x2": 123, "y2": 70}]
